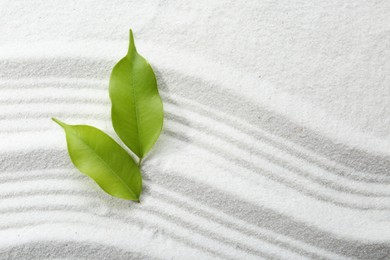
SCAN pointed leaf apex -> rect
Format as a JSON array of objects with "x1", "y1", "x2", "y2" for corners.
[
  {"x1": 127, "y1": 29, "x2": 137, "y2": 55},
  {"x1": 52, "y1": 117, "x2": 67, "y2": 128}
]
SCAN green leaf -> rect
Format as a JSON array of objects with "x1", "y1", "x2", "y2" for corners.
[
  {"x1": 52, "y1": 118, "x2": 142, "y2": 202},
  {"x1": 109, "y1": 29, "x2": 163, "y2": 160}
]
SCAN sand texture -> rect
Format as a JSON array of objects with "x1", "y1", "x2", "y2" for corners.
[{"x1": 0, "y1": 0, "x2": 390, "y2": 259}]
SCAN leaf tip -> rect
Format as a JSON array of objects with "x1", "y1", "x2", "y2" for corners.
[
  {"x1": 52, "y1": 117, "x2": 67, "y2": 128},
  {"x1": 127, "y1": 28, "x2": 137, "y2": 55}
]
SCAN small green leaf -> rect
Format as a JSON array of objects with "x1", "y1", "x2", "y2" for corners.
[
  {"x1": 52, "y1": 118, "x2": 142, "y2": 201},
  {"x1": 109, "y1": 29, "x2": 163, "y2": 160}
]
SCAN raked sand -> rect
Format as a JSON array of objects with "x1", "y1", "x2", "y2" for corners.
[{"x1": 0, "y1": 0, "x2": 390, "y2": 259}]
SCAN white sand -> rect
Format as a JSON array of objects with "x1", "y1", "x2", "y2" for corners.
[{"x1": 0, "y1": 0, "x2": 389, "y2": 259}]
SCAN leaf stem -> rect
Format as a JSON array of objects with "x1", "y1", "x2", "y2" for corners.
[{"x1": 138, "y1": 158, "x2": 142, "y2": 167}]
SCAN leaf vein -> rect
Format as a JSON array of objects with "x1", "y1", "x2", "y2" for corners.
[
  {"x1": 71, "y1": 131, "x2": 137, "y2": 199},
  {"x1": 131, "y1": 65, "x2": 142, "y2": 158}
]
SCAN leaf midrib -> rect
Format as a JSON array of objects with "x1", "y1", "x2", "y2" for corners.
[
  {"x1": 70, "y1": 130, "x2": 137, "y2": 199},
  {"x1": 130, "y1": 64, "x2": 142, "y2": 158}
]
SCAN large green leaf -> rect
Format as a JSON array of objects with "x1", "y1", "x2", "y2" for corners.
[
  {"x1": 109, "y1": 29, "x2": 163, "y2": 160},
  {"x1": 52, "y1": 118, "x2": 142, "y2": 201}
]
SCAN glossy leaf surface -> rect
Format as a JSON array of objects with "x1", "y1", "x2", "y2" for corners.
[
  {"x1": 109, "y1": 29, "x2": 163, "y2": 159},
  {"x1": 53, "y1": 118, "x2": 142, "y2": 201}
]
